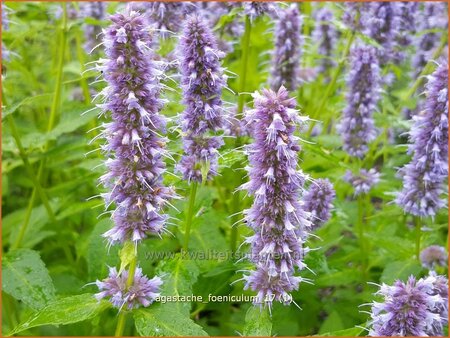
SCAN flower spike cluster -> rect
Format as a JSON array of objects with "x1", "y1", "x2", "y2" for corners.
[
  {"x1": 396, "y1": 62, "x2": 448, "y2": 217},
  {"x1": 420, "y1": 245, "x2": 448, "y2": 270},
  {"x1": 97, "y1": 10, "x2": 175, "y2": 245},
  {"x1": 95, "y1": 267, "x2": 162, "y2": 310},
  {"x1": 270, "y1": 4, "x2": 302, "y2": 91},
  {"x1": 302, "y1": 178, "x2": 335, "y2": 230},
  {"x1": 177, "y1": 16, "x2": 226, "y2": 182},
  {"x1": 367, "y1": 274, "x2": 448, "y2": 336},
  {"x1": 243, "y1": 2, "x2": 278, "y2": 21},
  {"x1": 313, "y1": 7, "x2": 337, "y2": 73},
  {"x1": 338, "y1": 44, "x2": 380, "y2": 158},
  {"x1": 345, "y1": 169, "x2": 380, "y2": 196},
  {"x1": 241, "y1": 86, "x2": 311, "y2": 308}
]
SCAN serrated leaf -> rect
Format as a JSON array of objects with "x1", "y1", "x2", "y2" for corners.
[
  {"x1": 243, "y1": 306, "x2": 272, "y2": 336},
  {"x1": 320, "y1": 326, "x2": 365, "y2": 336},
  {"x1": 2, "y1": 249, "x2": 56, "y2": 310},
  {"x1": 134, "y1": 306, "x2": 208, "y2": 337},
  {"x1": 8, "y1": 294, "x2": 110, "y2": 335}
]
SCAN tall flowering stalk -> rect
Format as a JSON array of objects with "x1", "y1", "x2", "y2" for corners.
[
  {"x1": 302, "y1": 178, "x2": 335, "y2": 230},
  {"x1": 94, "y1": 11, "x2": 174, "y2": 332},
  {"x1": 270, "y1": 4, "x2": 302, "y2": 92},
  {"x1": 313, "y1": 7, "x2": 337, "y2": 74},
  {"x1": 338, "y1": 44, "x2": 380, "y2": 159},
  {"x1": 396, "y1": 62, "x2": 448, "y2": 218},
  {"x1": 393, "y1": 2, "x2": 418, "y2": 63},
  {"x1": 364, "y1": 2, "x2": 400, "y2": 63},
  {"x1": 367, "y1": 274, "x2": 448, "y2": 336},
  {"x1": 176, "y1": 16, "x2": 226, "y2": 250},
  {"x1": 241, "y1": 86, "x2": 311, "y2": 308}
]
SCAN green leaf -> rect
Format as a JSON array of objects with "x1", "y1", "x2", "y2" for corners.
[
  {"x1": 380, "y1": 260, "x2": 423, "y2": 284},
  {"x1": 8, "y1": 294, "x2": 110, "y2": 336},
  {"x1": 320, "y1": 326, "x2": 366, "y2": 336},
  {"x1": 243, "y1": 306, "x2": 272, "y2": 336},
  {"x1": 1, "y1": 94, "x2": 52, "y2": 120},
  {"x1": 2, "y1": 249, "x2": 56, "y2": 310},
  {"x1": 134, "y1": 306, "x2": 208, "y2": 337},
  {"x1": 156, "y1": 255, "x2": 200, "y2": 316}
]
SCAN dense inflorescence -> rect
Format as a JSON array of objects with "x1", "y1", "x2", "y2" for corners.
[
  {"x1": 270, "y1": 4, "x2": 302, "y2": 91},
  {"x1": 97, "y1": 10, "x2": 175, "y2": 244},
  {"x1": 241, "y1": 86, "x2": 311, "y2": 308},
  {"x1": 302, "y1": 179, "x2": 335, "y2": 230},
  {"x1": 95, "y1": 266, "x2": 162, "y2": 310},
  {"x1": 345, "y1": 169, "x2": 380, "y2": 196},
  {"x1": 395, "y1": 62, "x2": 448, "y2": 217},
  {"x1": 243, "y1": 1, "x2": 277, "y2": 20},
  {"x1": 393, "y1": 2, "x2": 418, "y2": 62},
  {"x1": 420, "y1": 245, "x2": 448, "y2": 270},
  {"x1": 412, "y1": 2, "x2": 448, "y2": 74},
  {"x1": 338, "y1": 44, "x2": 380, "y2": 158},
  {"x1": 176, "y1": 16, "x2": 226, "y2": 182},
  {"x1": 2, "y1": 3, "x2": 10, "y2": 60},
  {"x1": 367, "y1": 274, "x2": 448, "y2": 336},
  {"x1": 363, "y1": 2, "x2": 400, "y2": 63},
  {"x1": 313, "y1": 7, "x2": 337, "y2": 73},
  {"x1": 80, "y1": 2, "x2": 106, "y2": 53}
]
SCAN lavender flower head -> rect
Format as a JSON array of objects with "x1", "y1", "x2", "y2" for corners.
[
  {"x1": 302, "y1": 179, "x2": 335, "y2": 230},
  {"x1": 270, "y1": 4, "x2": 302, "y2": 91},
  {"x1": 137, "y1": 2, "x2": 195, "y2": 39},
  {"x1": 363, "y1": 2, "x2": 401, "y2": 63},
  {"x1": 367, "y1": 274, "x2": 448, "y2": 336},
  {"x1": 412, "y1": 2, "x2": 448, "y2": 73},
  {"x1": 243, "y1": 1, "x2": 278, "y2": 21},
  {"x1": 420, "y1": 245, "x2": 448, "y2": 270},
  {"x1": 95, "y1": 266, "x2": 162, "y2": 310},
  {"x1": 2, "y1": 3, "x2": 9, "y2": 61},
  {"x1": 395, "y1": 62, "x2": 448, "y2": 217},
  {"x1": 97, "y1": 10, "x2": 175, "y2": 244},
  {"x1": 393, "y1": 2, "x2": 418, "y2": 62},
  {"x1": 345, "y1": 169, "x2": 380, "y2": 196},
  {"x1": 313, "y1": 7, "x2": 337, "y2": 73},
  {"x1": 342, "y1": 2, "x2": 366, "y2": 30},
  {"x1": 337, "y1": 44, "x2": 380, "y2": 158},
  {"x1": 177, "y1": 16, "x2": 226, "y2": 182},
  {"x1": 241, "y1": 86, "x2": 311, "y2": 308},
  {"x1": 80, "y1": 2, "x2": 106, "y2": 53}
]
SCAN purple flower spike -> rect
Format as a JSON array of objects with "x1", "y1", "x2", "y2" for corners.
[
  {"x1": 270, "y1": 4, "x2": 302, "y2": 91},
  {"x1": 303, "y1": 179, "x2": 335, "y2": 230},
  {"x1": 420, "y1": 245, "x2": 448, "y2": 270},
  {"x1": 97, "y1": 10, "x2": 175, "y2": 245},
  {"x1": 367, "y1": 274, "x2": 448, "y2": 336},
  {"x1": 395, "y1": 62, "x2": 448, "y2": 217},
  {"x1": 80, "y1": 2, "x2": 106, "y2": 53},
  {"x1": 95, "y1": 266, "x2": 162, "y2": 310},
  {"x1": 241, "y1": 86, "x2": 311, "y2": 308},
  {"x1": 176, "y1": 16, "x2": 226, "y2": 183},
  {"x1": 243, "y1": 1, "x2": 277, "y2": 21},
  {"x1": 338, "y1": 44, "x2": 381, "y2": 158},
  {"x1": 313, "y1": 7, "x2": 337, "y2": 73},
  {"x1": 393, "y1": 2, "x2": 418, "y2": 62},
  {"x1": 363, "y1": 2, "x2": 401, "y2": 63},
  {"x1": 345, "y1": 169, "x2": 380, "y2": 196}
]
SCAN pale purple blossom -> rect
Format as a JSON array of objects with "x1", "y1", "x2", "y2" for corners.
[
  {"x1": 313, "y1": 7, "x2": 337, "y2": 73},
  {"x1": 420, "y1": 245, "x2": 448, "y2": 270},
  {"x1": 97, "y1": 10, "x2": 174, "y2": 244},
  {"x1": 345, "y1": 169, "x2": 380, "y2": 196},
  {"x1": 95, "y1": 266, "x2": 162, "y2": 310},
  {"x1": 303, "y1": 179, "x2": 335, "y2": 230},
  {"x1": 337, "y1": 44, "x2": 380, "y2": 158},
  {"x1": 270, "y1": 4, "x2": 302, "y2": 91},
  {"x1": 80, "y1": 2, "x2": 106, "y2": 53},
  {"x1": 367, "y1": 274, "x2": 448, "y2": 336},
  {"x1": 241, "y1": 86, "x2": 311, "y2": 308},
  {"x1": 396, "y1": 62, "x2": 448, "y2": 217},
  {"x1": 176, "y1": 16, "x2": 226, "y2": 182},
  {"x1": 243, "y1": 1, "x2": 278, "y2": 21}
]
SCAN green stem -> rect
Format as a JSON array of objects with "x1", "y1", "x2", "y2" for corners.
[
  {"x1": 230, "y1": 190, "x2": 240, "y2": 253},
  {"x1": 357, "y1": 195, "x2": 367, "y2": 279},
  {"x1": 11, "y1": 4, "x2": 67, "y2": 249},
  {"x1": 75, "y1": 32, "x2": 91, "y2": 106},
  {"x1": 237, "y1": 15, "x2": 252, "y2": 117},
  {"x1": 183, "y1": 182, "x2": 198, "y2": 252},
  {"x1": 114, "y1": 247, "x2": 137, "y2": 337},
  {"x1": 414, "y1": 216, "x2": 421, "y2": 260},
  {"x1": 307, "y1": 31, "x2": 355, "y2": 136}
]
